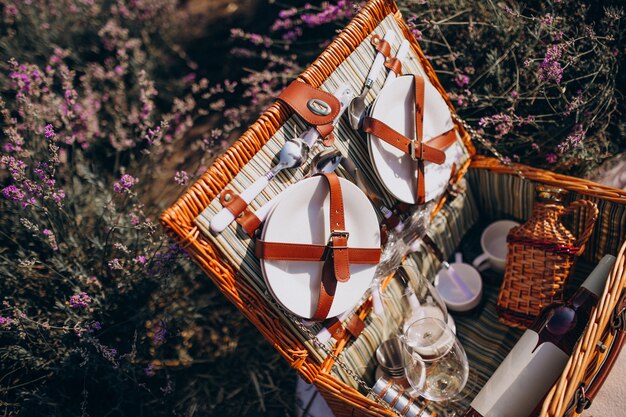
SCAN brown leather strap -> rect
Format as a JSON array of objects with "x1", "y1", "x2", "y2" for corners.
[
  {"x1": 318, "y1": 125, "x2": 335, "y2": 147},
  {"x1": 385, "y1": 57, "x2": 402, "y2": 75},
  {"x1": 325, "y1": 173, "x2": 349, "y2": 282},
  {"x1": 361, "y1": 118, "x2": 451, "y2": 164},
  {"x1": 345, "y1": 314, "x2": 365, "y2": 338},
  {"x1": 371, "y1": 34, "x2": 392, "y2": 59},
  {"x1": 361, "y1": 74, "x2": 457, "y2": 204},
  {"x1": 236, "y1": 210, "x2": 262, "y2": 238},
  {"x1": 254, "y1": 241, "x2": 381, "y2": 263},
  {"x1": 254, "y1": 173, "x2": 380, "y2": 321},
  {"x1": 325, "y1": 317, "x2": 346, "y2": 340},
  {"x1": 276, "y1": 81, "x2": 339, "y2": 144},
  {"x1": 219, "y1": 189, "x2": 248, "y2": 218}
]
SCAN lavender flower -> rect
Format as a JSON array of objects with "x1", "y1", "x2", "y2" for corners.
[
  {"x1": 539, "y1": 44, "x2": 564, "y2": 83},
  {"x1": 44, "y1": 124, "x2": 56, "y2": 139},
  {"x1": 113, "y1": 174, "x2": 137, "y2": 193},
  {"x1": 144, "y1": 363, "x2": 156, "y2": 377},
  {"x1": 0, "y1": 316, "x2": 12, "y2": 326},
  {"x1": 152, "y1": 321, "x2": 167, "y2": 345},
  {"x1": 174, "y1": 171, "x2": 189, "y2": 186},
  {"x1": 454, "y1": 73, "x2": 470, "y2": 87},
  {"x1": 69, "y1": 292, "x2": 92, "y2": 309},
  {"x1": 2, "y1": 185, "x2": 25, "y2": 201},
  {"x1": 557, "y1": 124, "x2": 586, "y2": 154}
]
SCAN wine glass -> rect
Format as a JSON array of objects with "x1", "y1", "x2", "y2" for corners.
[
  {"x1": 372, "y1": 264, "x2": 449, "y2": 338},
  {"x1": 402, "y1": 317, "x2": 469, "y2": 404}
]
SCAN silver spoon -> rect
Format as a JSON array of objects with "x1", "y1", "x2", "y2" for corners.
[{"x1": 348, "y1": 31, "x2": 396, "y2": 130}]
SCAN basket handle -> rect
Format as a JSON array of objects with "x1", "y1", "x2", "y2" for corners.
[{"x1": 560, "y1": 199, "x2": 599, "y2": 250}]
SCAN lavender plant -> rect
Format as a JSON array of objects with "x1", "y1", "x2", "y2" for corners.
[
  {"x1": 233, "y1": 0, "x2": 624, "y2": 175},
  {"x1": 1, "y1": 1, "x2": 294, "y2": 416},
  {"x1": 1, "y1": 0, "x2": 624, "y2": 416}
]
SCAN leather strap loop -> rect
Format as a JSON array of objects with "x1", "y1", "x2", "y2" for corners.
[
  {"x1": 361, "y1": 118, "x2": 452, "y2": 164},
  {"x1": 254, "y1": 173, "x2": 380, "y2": 321},
  {"x1": 219, "y1": 189, "x2": 248, "y2": 218},
  {"x1": 371, "y1": 34, "x2": 392, "y2": 59},
  {"x1": 384, "y1": 57, "x2": 402, "y2": 75},
  {"x1": 236, "y1": 210, "x2": 262, "y2": 238}
]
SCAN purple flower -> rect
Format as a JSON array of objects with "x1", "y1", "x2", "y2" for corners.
[
  {"x1": 454, "y1": 73, "x2": 470, "y2": 87},
  {"x1": 174, "y1": 171, "x2": 189, "y2": 186},
  {"x1": 113, "y1": 174, "x2": 137, "y2": 193},
  {"x1": 2, "y1": 185, "x2": 25, "y2": 201},
  {"x1": 153, "y1": 321, "x2": 167, "y2": 345},
  {"x1": 539, "y1": 44, "x2": 564, "y2": 83},
  {"x1": 546, "y1": 153, "x2": 558, "y2": 164},
  {"x1": 557, "y1": 124, "x2": 586, "y2": 154},
  {"x1": 134, "y1": 255, "x2": 147, "y2": 264},
  {"x1": 69, "y1": 292, "x2": 92, "y2": 309},
  {"x1": 0, "y1": 316, "x2": 12, "y2": 326},
  {"x1": 144, "y1": 363, "x2": 156, "y2": 377},
  {"x1": 43, "y1": 228, "x2": 52, "y2": 236},
  {"x1": 44, "y1": 124, "x2": 56, "y2": 139}
]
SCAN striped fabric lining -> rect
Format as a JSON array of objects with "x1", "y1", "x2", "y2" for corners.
[
  {"x1": 193, "y1": 14, "x2": 471, "y2": 362},
  {"x1": 331, "y1": 170, "x2": 603, "y2": 412},
  {"x1": 467, "y1": 169, "x2": 626, "y2": 263}
]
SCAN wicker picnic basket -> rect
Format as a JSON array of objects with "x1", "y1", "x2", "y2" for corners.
[{"x1": 160, "y1": 0, "x2": 626, "y2": 416}]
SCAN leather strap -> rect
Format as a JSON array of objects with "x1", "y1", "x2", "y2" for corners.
[
  {"x1": 345, "y1": 314, "x2": 365, "y2": 338},
  {"x1": 255, "y1": 173, "x2": 381, "y2": 321},
  {"x1": 236, "y1": 210, "x2": 262, "y2": 238},
  {"x1": 254, "y1": 241, "x2": 380, "y2": 263},
  {"x1": 276, "y1": 81, "x2": 340, "y2": 145},
  {"x1": 385, "y1": 57, "x2": 402, "y2": 75},
  {"x1": 361, "y1": 74, "x2": 457, "y2": 204},
  {"x1": 219, "y1": 189, "x2": 248, "y2": 218},
  {"x1": 370, "y1": 34, "x2": 392, "y2": 59},
  {"x1": 362, "y1": 118, "x2": 453, "y2": 164}
]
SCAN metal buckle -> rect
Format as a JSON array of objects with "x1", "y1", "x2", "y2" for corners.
[
  {"x1": 408, "y1": 140, "x2": 422, "y2": 160},
  {"x1": 328, "y1": 230, "x2": 349, "y2": 249}
]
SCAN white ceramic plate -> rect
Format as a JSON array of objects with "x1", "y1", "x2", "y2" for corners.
[
  {"x1": 367, "y1": 75, "x2": 461, "y2": 204},
  {"x1": 260, "y1": 176, "x2": 380, "y2": 319}
]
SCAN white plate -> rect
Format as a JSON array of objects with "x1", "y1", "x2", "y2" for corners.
[
  {"x1": 260, "y1": 176, "x2": 380, "y2": 319},
  {"x1": 367, "y1": 75, "x2": 461, "y2": 204}
]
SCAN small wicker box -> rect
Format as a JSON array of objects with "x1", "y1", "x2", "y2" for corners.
[{"x1": 160, "y1": 1, "x2": 626, "y2": 416}]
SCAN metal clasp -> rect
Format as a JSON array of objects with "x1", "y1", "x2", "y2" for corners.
[
  {"x1": 328, "y1": 230, "x2": 349, "y2": 249},
  {"x1": 409, "y1": 140, "x2": 423, "y2": 160}
]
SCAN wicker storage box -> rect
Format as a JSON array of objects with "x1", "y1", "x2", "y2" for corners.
[{"x1": 160, "y1": 1, "x2": 626, "y2": 415}]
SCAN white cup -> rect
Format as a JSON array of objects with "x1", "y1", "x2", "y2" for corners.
[{"x1": 472, "y1": 220, "x2": 520, "y2": 273}]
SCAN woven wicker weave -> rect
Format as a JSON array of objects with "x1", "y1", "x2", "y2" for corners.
[
  {"x1": 497, "y1": 194, "x2": 599, "y2": 329},
  {"x1": 160, "y1": 1, "x2": 626, "y2": 416}
]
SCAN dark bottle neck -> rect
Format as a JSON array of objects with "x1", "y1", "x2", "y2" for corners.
[{"x1": 529, "y1": 287, "x2": 599, "y2": 355}]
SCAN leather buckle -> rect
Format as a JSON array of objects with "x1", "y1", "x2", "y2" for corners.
[
  {"x1": 409, "y1": 140, "x2": 423, "y2": 160},
  {"x1": 328, "y1": 230, "x2": 349, "y2": 249}
]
